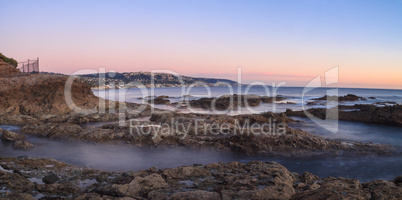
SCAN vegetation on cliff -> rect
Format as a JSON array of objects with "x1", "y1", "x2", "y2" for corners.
[{"x1": 0, "y1": 52, "x2": 17, "y2": 67}]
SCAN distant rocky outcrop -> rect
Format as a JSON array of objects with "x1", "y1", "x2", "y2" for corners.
[
  {"x1": 148, "y1": 96, "x2": 170, "y2": 104},
  {"x1": 186, "y1": 94, "x2": 285, "y2": 110},
  {"x1": 286, "y1": 104, "x2": 402, "y2": 126},
  {"x1": 313, "y1": 94, "x2": 367, "y2": 101},
  {"x1": 78, "y1": 71, "x2": 239, "y2": 88},
  {"x1": 307, "y1": 94, "x2": 367, "y2": 105}
]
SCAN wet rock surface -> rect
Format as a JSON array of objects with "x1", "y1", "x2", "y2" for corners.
[
  {"x1": 17, "y1": 111, "x2": 398, "y2": 157},
  {"x1": 149, "y1": 95, "x2": 171, "y2": 104},
  {"x1": 12, "y1": 140, "x2": 35, "y2": 150},
  {"x1": 1, "y1": 128, "x2": 35, "y2": 150},
  {"x1": 286, "y1": 104, "x2": 402, "y2": 126},
  {"x1": 0, "y1": 157, "x2": 400, "y2": 200},
  {"x1": 306, "y1": 94, "x2": 367, "y2": 105},
  {"x1": 185, "y1": 94, "x2": 285, "y2": 110},
  {"x1": 314, "y1": 94, "x2": 366, "y2": 101},
  {"x1": 1, "y1": 128, "x2": 26, "y2": 141}
]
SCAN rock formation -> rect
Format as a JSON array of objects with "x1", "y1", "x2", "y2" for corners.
[
  {"x1": 286, "y1": 104, "x2": 402, "y2": 126},
  {"x1": 0, "y1": 157, "x2": 400, "y2": 200}
]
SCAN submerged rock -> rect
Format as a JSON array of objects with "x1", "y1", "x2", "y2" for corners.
[
  {"x1": 13, "y1": 140, "x2": 35, "y2": 150},
  {"x1": 0, "y1": 129, "x2": 26, "y2": 141}
]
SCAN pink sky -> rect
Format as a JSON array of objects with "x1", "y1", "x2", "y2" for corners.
[{"x1": 1, "y1": 1, "x2": 401, "y2": 89}]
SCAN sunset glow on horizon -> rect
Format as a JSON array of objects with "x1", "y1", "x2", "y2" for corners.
[{"x1": 1, "y1": 0, "x2": 401, "y2": 89}]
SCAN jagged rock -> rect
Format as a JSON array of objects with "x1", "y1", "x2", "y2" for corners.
[
  {"x1": 0, "y1": 157, "x2": 401, "y2": 200},
  {"x1": 148, "y1": 96, "x2": 170, "y2": 104},
  {"x1": 13, "y1": 140, "x2": 35, "y2": 150},
  {"x1": 42, "y1": 173, "x2": 59, "y2": 184},
  {"x1": 312, "y1": 94, "x2": 366, "y2": 101},
  {"x1": 286, "y1": 104, "x2": 402, "y2": 126},
  {"x1": 1, "y1": 129, "x2": 26, "y2": 141},
  {"x1": 291, "y1": 177, "x2": 367, "y2": 200},
  {"x1": 363, "y1": 180, "x2": 402, "y2": 200},
  {"x1": 392, "y1": 175, "x2": 402, "y2": 186},
  {"x1": 112, "y1": 173, "x2": 169, "y2": 197},
  {"x1": 171, "y1": 190, "x2": 220, "y2": 200},
  {"x1": 188, "y1": 94, "x2": 285, "y2": 110},
  {"x1": 163, "y1": 166, "x2": 212, "y2": 180}
]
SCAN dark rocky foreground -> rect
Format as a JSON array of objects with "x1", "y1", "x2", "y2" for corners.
[{"x1": 0, "y1": 157, "x2": 401, "y2": 200}]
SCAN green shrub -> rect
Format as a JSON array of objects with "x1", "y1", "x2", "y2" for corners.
[{"x1": 0, "y1": 53, "x2": 18, "y2": 67}]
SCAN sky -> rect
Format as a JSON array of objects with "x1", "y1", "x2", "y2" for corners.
[{"x1": 1, "y1": 0, "x2": 401, "y2": 89}]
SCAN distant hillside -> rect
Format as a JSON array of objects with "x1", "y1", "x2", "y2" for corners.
[{"x1": 78, "y1": 72, "x2": 239, "y2": 88}]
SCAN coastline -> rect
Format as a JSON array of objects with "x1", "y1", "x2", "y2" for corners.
[{"x1": 0, "y1": 73, "x2": 401, "y2": 199}]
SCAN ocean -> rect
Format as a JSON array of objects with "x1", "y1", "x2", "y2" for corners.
[{"x1": 0, "y1": 86, "x2": 400, "y2": 182}]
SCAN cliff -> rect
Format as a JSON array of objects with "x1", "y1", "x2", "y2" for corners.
[{"x1": 0, "y1": 74, "x2": 99, "y2": 115}]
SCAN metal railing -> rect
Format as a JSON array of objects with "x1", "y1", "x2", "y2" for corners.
[{"x1": 18, "y1": 58, "x2": 39, "y2": 73}]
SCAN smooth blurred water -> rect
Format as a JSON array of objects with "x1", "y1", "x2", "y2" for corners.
[
  {"x1": 1, "y1": 125, "x2": 401, "y2": 182},
  {"x1": 93, "y1": 86, "x2": 402, "y2": 113},
  {"x1": 1, "y1": 87, "x2": 401, "y2": 182},
  {"x1": 289, "y1": 117, "x2": 402, "y2": 147}
]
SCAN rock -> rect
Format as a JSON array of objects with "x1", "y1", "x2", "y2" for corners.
[
  {"x1": 286, "y1": 104, "x2": 402, "y2": 126},
  {"x1": 1, "y1": 129, "x2": 26, "y2": 141},
  {"x1": 112, "y1": 173, "x2": 169, "y2": 197},
  {"x1": 0, "y1": 74, "x2": 100, "y2": 116},
  {"x1": 42, "y1": 173, "x2": 59, "y2": 184},
  {"x1": 188, "y1": 94, "x2": 285, "y2": 110},
  {"x1": 392, "y1": 175, "x2": 402, "y2": 186},
  {"x1": 13, "y1": 140, "x2": 35, "y2": 150},
  {"x1": 300, "y1": 172, "x2": 319, "y2": 185},
  {"x1": 163, "y1": 166, "x2": 212, "y2": 180},
  {"x1": 0, "y1": 59, "x2": 20, "y2": 76},
  {"x1": 291, "y1": 177, "x2": 367, "y2": 200},
  {"x1": 312, "y1": 94, "x2": 366, "y2": 102},
  {"x1": 148, "y1": 96, "x2": 170, "y2": 104},
  {"x1": 171, "y1": 190, "x2": 221, "y2": 200},
  {"x1": 0, "y1": 74, "x2": 149, "y2": 117},
  {"x1": 363, "y1": 180, "x2": 402, "y2": 200},
  {"x1": 0, "y1": 157, "x2": 401, "y2": 199},
  {"x1": 253, "y1": 180, "x2": 295, "y2": 200}
]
